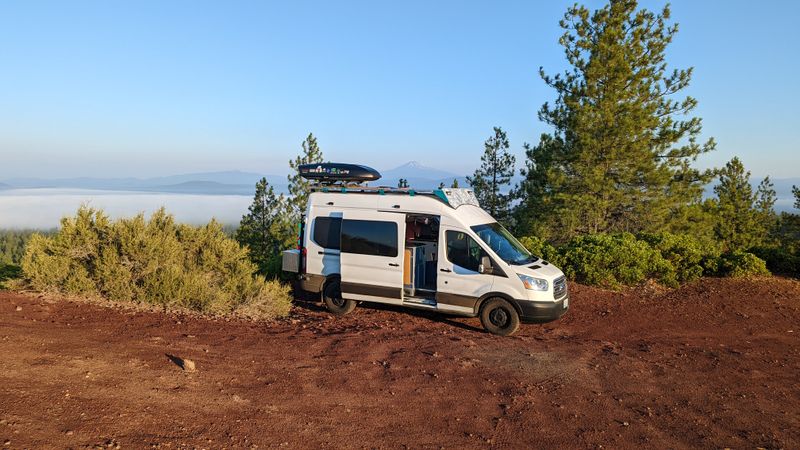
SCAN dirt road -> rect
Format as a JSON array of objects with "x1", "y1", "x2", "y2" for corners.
[{"x1": 1, "y1": 278, "x2": 799, "y2": 449}]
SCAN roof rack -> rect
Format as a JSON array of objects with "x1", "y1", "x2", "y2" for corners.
[
  {"x1": 310, "y1": 184, "x2": 481, "y2": 209},
  {"x1": 311, "y1": 184, "x2": 432, "y2": 195}
]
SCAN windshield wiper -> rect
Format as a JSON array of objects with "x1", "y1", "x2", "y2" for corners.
[{"x1": 511, "y1": 256, "x2": 538, "y2": 265}]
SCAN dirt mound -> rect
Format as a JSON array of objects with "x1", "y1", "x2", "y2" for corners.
[{"x1": 1, "y1": 277, "x2": 798, "y2": 448}]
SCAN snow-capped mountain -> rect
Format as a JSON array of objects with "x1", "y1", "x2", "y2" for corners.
[{"x1": 379, "y1": 161, "x2": 467, "y2": 189}]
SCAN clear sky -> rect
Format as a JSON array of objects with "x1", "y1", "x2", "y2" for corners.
[{"x1": 0, "y1": 0, "x2": 798, "y2": 179}]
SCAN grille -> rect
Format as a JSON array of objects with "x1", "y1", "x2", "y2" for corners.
[{"x1": 553, "y1": 276, "x2": 568, "y2": 299}]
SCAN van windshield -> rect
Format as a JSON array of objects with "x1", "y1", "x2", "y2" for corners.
[{"x1": 471, "y1": 222, "x2": 536, "y2": 265}]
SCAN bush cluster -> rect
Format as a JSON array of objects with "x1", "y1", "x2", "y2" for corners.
[
  {"x1": 717, "y1": 251, "x2": 771, "y2": 278},
  {"x1": 521, "y1": 232, "x2": 770, "y2": 289},
  {"x1": 21, "y1": 206, "x2": 292, "y2": 319}
]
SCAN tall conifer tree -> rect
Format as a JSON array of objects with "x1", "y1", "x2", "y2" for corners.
[
  {"x1": 515, "y1": 0, "x2": 715, "y2": 239},
  {"x1": 287, "y1": 133, "x2": 324, "y2": 221},
  {"x1": 714, "y1": 157, "x2": 775, "y2": 251},
  {"x1": 468, "y1": 127, "x2": 515, "y2": 224}
]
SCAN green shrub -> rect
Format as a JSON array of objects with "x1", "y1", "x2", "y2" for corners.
[
  {"x1": 638, "y1": 232, "x2": 720, "y2": 284},
  {"x1": 717, "y1": 251, "x2": 771, "y2": 278},
  {"x1": 0, "y1": 263, "x2": 22, "y2": 287},
  {"x1": 518, "y1": 235, "x2": 562, "y2": 266},
  {"x1": 751, "y1": 246, "x2": 799, "y2": 277},
  {"x1": 234, "y1": 279, "x2": 293, "y2": 319},
  {"x1": 558, "y1": 233, "x2": 675, "y2": 288},
  {"x1": 20, "y1": 206, "x2": 292, "y2": 319}
]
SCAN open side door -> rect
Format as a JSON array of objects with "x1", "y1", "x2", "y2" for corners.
[{"x1": 339, "y1": 210, "x2": 406, "y2": 303}]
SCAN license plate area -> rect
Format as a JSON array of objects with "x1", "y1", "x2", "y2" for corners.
[{"x1": 562, "y1": 297, "x2": 569, "y2": 309}]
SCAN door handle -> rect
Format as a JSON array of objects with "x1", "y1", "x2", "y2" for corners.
[
  {"x1": 440, "y1": 268, "x2": 452, "y2": 272},
  {"x1": 389, "y1": 263, "x2": 399, "y2": 267}
]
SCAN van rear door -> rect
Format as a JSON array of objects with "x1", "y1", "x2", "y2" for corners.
[{"x1": 339, "y1": 210, "x2": 406, "y2": 303}]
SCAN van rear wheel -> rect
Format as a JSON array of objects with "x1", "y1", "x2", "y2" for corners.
[
  {"x1": 323, "y1": 280, "x2": 356, "y2": 316},
  {"x1": 480, "y1": 298, "x2": 520, "y2": 336}
]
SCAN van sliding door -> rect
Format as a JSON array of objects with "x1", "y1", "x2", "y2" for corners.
[{"x1": 339, "y1": 211, "x2": 406, "y2": 303}]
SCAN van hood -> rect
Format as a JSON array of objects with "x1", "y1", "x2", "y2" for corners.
[{"x1": 509, "y1": 260, "x2": 564, "y2": 281}]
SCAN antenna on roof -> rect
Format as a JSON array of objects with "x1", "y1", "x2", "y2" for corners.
[{"x1": 299, "y1": 163, "x2": 382, "y2": 186}]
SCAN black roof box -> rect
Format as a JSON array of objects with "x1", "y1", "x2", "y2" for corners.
[{"x1": 298, "y1": 163, "x2": 381, "y2": 184}]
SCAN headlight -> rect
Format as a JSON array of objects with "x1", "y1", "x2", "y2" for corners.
[{"x1": 518, "y1": 274, "x2": 548, "y2": 291}]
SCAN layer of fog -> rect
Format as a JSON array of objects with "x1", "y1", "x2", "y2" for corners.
[
  {"x1": 0, "y1": 188, "x2": 795, "y2": 230},
  {"x1": 0, "y1": 189, "x2": 251, "y2": 229}
]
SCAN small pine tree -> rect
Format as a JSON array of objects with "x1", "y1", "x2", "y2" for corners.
[
  {"x1": 794, "y1": 185, "x2": 800, "y2": 210},
  {"x1": 714, "y1": 157, "x2": 775, "y2": 251},
  {"x1": 467, "y1": 127, "x2": 515, "y2": 223},
  {"x1": 236, "y1": 178, "x2": 293, "y2": 276},
  {"x1": 398, "y1": 178, "x2": 409, "y2": 188},
  {"x1": 451, "y1": 178, "x2": 459, "y2": 188},
  {"x1": 287, "y1": 133, "x2": 323, "y2": 221}
]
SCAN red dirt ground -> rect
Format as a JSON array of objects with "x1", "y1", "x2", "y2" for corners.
[{"x1": 1, "y1": 278, "x2": 799, "y2": 449}]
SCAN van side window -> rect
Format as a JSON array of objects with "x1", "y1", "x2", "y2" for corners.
[
  {"x1": 340, "y1": 219, "x2": 398, "y2": 257},
  {"x1": 313, "y1": 217, "x2": 341, "y2": 249},
  {"x1": 445, "y1": 230, "x2": 484, "y2": 272}
]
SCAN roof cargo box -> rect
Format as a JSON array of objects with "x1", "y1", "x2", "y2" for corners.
[{"x1": 298, "y1": 163, "x2": 381, "y2": 184}]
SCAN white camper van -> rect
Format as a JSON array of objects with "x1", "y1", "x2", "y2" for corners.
[{"x1": 283, "y1": 163, "x2": 568, "y2": 336}]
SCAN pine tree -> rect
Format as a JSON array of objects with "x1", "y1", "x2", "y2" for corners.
[
  {"x1": 235, "y1": 178, "x2": 293, "y2": 275},
  {"x1": 398, "y1": 178, "x2": 409, "y2": 188},
  {"x1": 467, "y1": 127, "x2": 515, "y2": 224},
  {"x1": 514, "y1": 0, "x2": 715, "y2": 240},
  {"x1": 451, "y1": 178, "x2": 460, "y2": 188},
  {"x1": 714, "y1": 157, "x2": 775, "y2": 251},
  {"x1": 794, "y1": 185, "x2": 800, "y2": 210},
  {"x1": 287, "y1": 133, "x2": 323, "y2": 221}
]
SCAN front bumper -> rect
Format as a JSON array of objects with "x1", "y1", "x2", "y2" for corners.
[{"x1": 512, "y1": 296, "x2": 569, "y2": 323}]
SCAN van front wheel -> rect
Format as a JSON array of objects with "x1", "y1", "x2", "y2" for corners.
[
  {"x1": 480, "y1": 298, "x2": 520, "y2": 336},
  {"x1": 323, "y1": 280, "x2": 356, "y2": 316}
]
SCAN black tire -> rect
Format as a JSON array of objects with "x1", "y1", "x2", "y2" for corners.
[
  {"x1": 322, "y1": 279, "x2": 357, "y2": 316},
  {"x1": 480, "y1": 298, "x2": 520, "y2": 336}
]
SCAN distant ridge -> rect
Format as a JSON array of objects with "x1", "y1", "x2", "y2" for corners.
[
  {"x1": 144, "y1": 181, "x2": 255, "y2": 195},
  {"x1": 1, "y1": 171, "x2": 286, "y2": 193}
]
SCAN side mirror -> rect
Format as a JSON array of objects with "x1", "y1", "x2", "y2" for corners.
[{"x1": 479, "y1": 256, "x2": 492, "y2": 274}]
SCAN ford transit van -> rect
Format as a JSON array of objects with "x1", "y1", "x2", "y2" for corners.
[{"x1": 283, "y1": 163, "x2": 568, "y2": 336}]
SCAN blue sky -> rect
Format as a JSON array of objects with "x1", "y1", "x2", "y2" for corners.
[{"x1": 0, "y1": 0, "x2": 798, "y2": 179}]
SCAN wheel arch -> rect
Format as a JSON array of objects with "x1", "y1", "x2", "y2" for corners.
[{"x1": 475, "y1": 292, "x2": 521, "y2": 317}]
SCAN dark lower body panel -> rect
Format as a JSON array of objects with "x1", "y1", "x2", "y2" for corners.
[{"x1": 511, "y1": 297, "x2": 569, "y2": 323}]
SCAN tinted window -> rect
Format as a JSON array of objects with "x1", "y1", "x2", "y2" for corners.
[
  {"x1": 341, "y1": 220, "x2": 398, "y2": 257},
  {"x1": 313, "y1": 217, "x2": 341, "y2": 249},
  {"x1": 446, "y1": 230, "x2": 486, "y2": 272}
]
